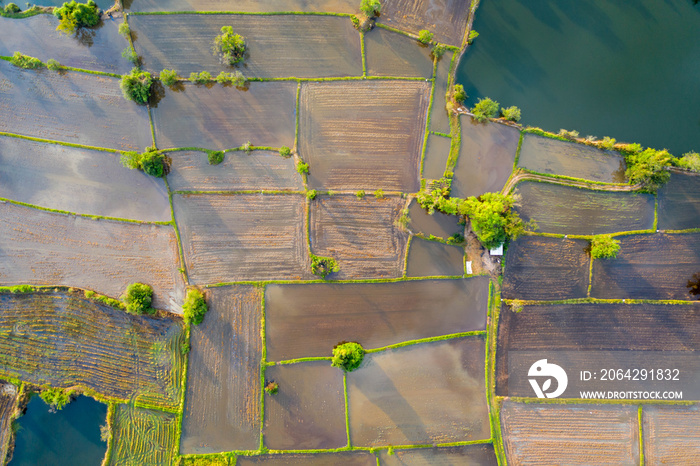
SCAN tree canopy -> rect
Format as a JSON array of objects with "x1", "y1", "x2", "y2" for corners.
[
  {"x1": 120, "y1": 68, "x2": 153, "y2": 105},
  {"x1": 54, "y1": 0, "x2": 100, "y2": 35},
  {"x1": 331, "y1": 342, "x2": 364, "y2": 372},
  {"x1": 214, "y1": 26, "x2": 246, "y2": 65},
  {"x1": 624, "y1": 147, "x2": 672, "y2": 192}
]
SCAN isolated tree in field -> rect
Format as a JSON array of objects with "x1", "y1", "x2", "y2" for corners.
[
  {"x1": 183, "y1": 288, "x2": 208, "y2": 325},
  {"x1": 459, "y1": 192, "x2": 529, "y2": 249},
  {"x1": 121, "y1": 147, "x2": 169, "y2": 177},
  {"x1": 311, "y1": 254, "x2": 339, "y2": 278},
  {"x1": 159, "y1": 69, "x2": 179, "y2": 86},
  {"x1": 332, "y1": 342, "x2": 364, "y2": 371},
  {"x1": 359, "y1": 0, "x2": 381, "y2": 17},
  {"x1": 214, "y1": 26, "x2": 246, "y2": 65},
  {"x1": 624, "y1": 147, "x2": 672, "y2": 192},
  {"x1": 121, "y1": 283, "x2": 154, "y2": 315},
  {"x1": 120, "y1": 68, "x2": 153, "y2": 105},
  {"x1": 54, "y1": 0, "x2": 100, "y2": 35},
  {"x1": 418, "y1": 29, "x2": 433, "y2": 45},
  {"x1": 471, "y1": 97, "x2": 499, "y2": 122},
  {"x1": 590, "y1": 235, "x2": 620, "y2": 259},
  {"x1": 264, "y1": 381, "x2": 279, "y2": 395}
]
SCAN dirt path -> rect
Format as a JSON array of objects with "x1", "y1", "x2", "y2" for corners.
[{"x1": 502, "y1": 170, "x2": 643, "y2": 195}]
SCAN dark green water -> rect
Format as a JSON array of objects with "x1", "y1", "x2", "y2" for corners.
[
  {"x1": 10, "y1": 395, "x2": 107, "y2": 465},
  {"x1": 457, "y1": 0, "x2": 700, "y2": 156}
]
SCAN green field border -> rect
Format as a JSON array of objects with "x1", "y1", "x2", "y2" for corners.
[
  {"x1": 0, "y1": 6, "x2": 47, "y2": 19},
  {"x1": 521, "y1": 226, "x2": 700, "y2": 241},
  {"x1": 508, "y1": 174, "x2": 642, "y2": 194},
  {"x1": 418, "y1": 57, "x2": 438, "y2": 179},
  {"x1": 245, "y1": 75, "x2": 427, "y2": 83},
  {"x1": 0, "y1": 55, "x2": 121, "y2": 78},
  {"x1": 101, "y1": 402, "x2": 117, "y2": 466},
  {"x1": 206, "y1": 274, "x2": 477, "y2": 288},
  {"x1": 0, "y1": 130, "x2": 120, "y2": 153},
  {"x1": 502, "y1": 297, "x2": 700, "y2": 307},
  {"x1": 174, "y1": 189, "x2": 305, "y2": 196},
  {"x1": 638, "y1": 404, "x2": 644, "y2": 465},
  {"x1": 259, "y1": 285, "x2": 267, "y2": 452},
  {"x1": 430, "y1": 131, "x2": 451, "y2": 138},
  {"x1": 445, "y1": 113, "x2": 462, "y2": 174},
  {"x1": 343, "y1": 372, "x2": 351, "y2": 447},
  {"x1": 147, "y1": 104, "x2": 157, "y2": 147},
  {"x1": 652, "y1": 196, "x2": 658, "y2": 231},
  {"x1": 360, "y1": 30, "x2": 367, "y2": 77},
  {"x1": 294, "y1": 82, "x2": 302, "y2": 151},
  {"x1": 174, "y1": 323, "x2": 192, "y2": 459},
  {"x1": 587, "y1": 255, "x2": 594, "y2": 297},
  {"x1": 164, "y1": 177, "x2": 190, "y2": 285},
  {"x1": 402, "y1": 234, "x2": 413, "y2": 278},
  {"x1": 486, "y1": 281, "x2": 507, "y2": 464}
]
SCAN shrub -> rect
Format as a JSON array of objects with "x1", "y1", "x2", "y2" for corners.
[
  {"x1": 207, "y1": 150, "x2": 225, "y2": 165},
  {"x1": 453, "y1": 84, "x2": 467, "y2": 103},
  {"x1": 447, "y1": 233, "x2": 464, "y2": 244},
  {"x1": 190, "y1": 70, "x2": 212, "y2": 83},
  {"x1": 241, "y1": 141, "x2": 253, "y2": 153},
  {"x1": 468, "y1": 30, "x2": 479, "y2": 43},
  {"x1": 120, "y1": 68, "x2": 153, "y2": 105},
  {"x1": 356, "y1": 190, "x2": 365, "y2": 199},
  {"x1": 418, "y1": 29, "x2": 433, "y2": 45},
  {"x1": 558, "y1": 128, "x2": 579, "y2": 140},
  {"x1": 10, "y1": 52, "x2": 44, "y2": 69},
  {"x1": 359, "y1": 0, "x2": 380, "y2": 16},
  {"x1": 214, "y1": 26, "x2": 246, "y2": 65},
  {"x1": 159, "y1": 69, "x2": 178, "y2": 86},
  {"x1": 306, "y1": 189, "x2": 318, "y2": 200},
  {"x1": 183, "y1": 288, "x2": 208, "y2": 325},
  {"x1": 459, "y1": 192, "x2": 530, "y2": 250},
  {"x1": 118, "y1": 21, "x2": 130, "y2": 38},
  {"x1": 472, "y1": 97, "x2": 499, "y2": 122},
  {"x1": 120, "y1": 147, "x2": 168, "y2": 177},
  {"x1": 331, "y1": 341, "x2": 364, "y2": 372},
  {"x1": 121, "y1": 282, "x2": 154, "y2": 315},
  {"x1": 215, "y1": 70, "x2": 246, "y2": 87},
  {"x1": 4, "y1": 3, "x2": 21, "y2": 14},
  {"x1": 431, "y1": 43, "x2": 447, "y2": 58},
  {"x1": 46, "y1": 58, "x2": 61, "y2": 70},
  {"x1": 279, "y1": 146, "x2": 291, "y2": 157},
  {"x1": 264, "y1": 381, "x2": 279, "y2": 395},
  {"x1": 54, "y1": 0, "x2": 100, "y2": 35},
  {"x1": 590, "y1": 235, "x2": 620, "y2": 259},
  {"x1": 677, "y1": 152, "x2": 700, "y2": 172},
  {"x1": 501, "y1": 106, "x2": 521, "y2": 122},
  {"x1": 11, "y1": 285, "x2": 33, "y2": 293},
  {"x1": 600, "y1": 136, "x2": 616, "y2": 150},
  {"x1": 296, "y1": 161, "x2": 309, "y2": 174},
  {"x1": 121, "y1": 47, "x2": 139, "y2": 65},
  {"x1": 310, "y1": 254, "x2": 339, "y2": 278},
  {"x1": 625, "y1": 147, "x2": 672, "y2": 192},
  {"x1": 39, "y1": 387, "x2": 72, "y2": 410},
  {"x1": 511, "y1": 299, "x2": 525, "y2": 312},
  {"x1": 374, "y1": 189, "x2": 384, "y2": 199}
]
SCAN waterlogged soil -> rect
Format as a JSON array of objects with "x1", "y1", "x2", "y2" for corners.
[
  {"x1": 265, "y1": 277, "x2": 489, "y2": 361},
  {"x1": 0, "y1": 136, "x2": 170, "y2": 221},
  {"x1": 174, "y1": 193, "x2": 311, "y2": 284},
  {"x1": 422, "y1": 133, "x2": 452, "y2": 180},
  {"x1": 263, "y1": 361, "x2": 346, "y2": 450},
  {"x1": 517, "y1": 134, "x2": 627, "y2": 183},
  {"x1": 181, "y1": 286, "x2": 261, "y2": 454},
  {"x1": 0, "y1": 15, "x2": 131, "y2": 75},
  {"x1": 643, "y1": 405, "x2": 700, "y2": 464},
  {"x1": 130, "y1": 14, "x2": 361, "y2": 78},
  {"x1": 501, "y1": 401, "x2": 640, "y2": 466},
  {"x1": 237, "y1": 452, "x2": 376, "y2": 466},
  {"x1": 309, "y1": 195, "x2": 408, "y2": 279},
  {"x1": 407, "y1": 198, "x2": 463, "y2": 239},
  {"x1": 364, "y1": 27, "x2": 433, "y2": 78},
  {"x1": 377, "y1": 444, "x2": 498, "y2": 465},
  {"x1": 0, "y1": 61, "x2": 151, "y2": 150},
  {"x1": 502, "y1": 235, "x2": 591, "y2": 300},
  {"x1": 10, "y1": 396, "x2": 107, "y2": 466},
  {"x1": 429, "y1": 51, "x2": 453, "y2": 134},
  {"x1": 0, "y1": 203, "x2": 185, "y2": 312},
  {"x1": 110, "y1": 404, "x2": 178, "y2": 466},
  {"x1": 152, "y1": 81, "x2": 296, "y2": 150},
  {"x1": 299, "y1": 81, "x2": 429, "y2": 192},
  {"x1": 0, "y1": 292, "x2": 185, "y2": 408},
  {"x1": 127, "y1": 0, "x2": 357, "y2": 14},
  {"x1": 378, "y1": 0, "x2": 471, "y2": 46},
  {"x1": 451, "y1": 118, "x2": 519, "y2": 198},
  {"x1": 167, "y1": 150, "x2": 302, "y2": 192},
  {"x1": 590, "y1": 233, "x2": 700, "y2": 300},
  {"x1": 657, "y1": 172, "x2": 700, "y2": 231},
  {"x1": 347, "y1": 337, "x2": 490, "y2": 446},
  {"x1": 406, "y1": 238, "x2": 464, "y2": 277},
  {"x1": 0, "y1": 383, "x2": 16, "y2": 465},
  {"x1": 513, "y1": 181, "x2": 655, "y2": 235}
]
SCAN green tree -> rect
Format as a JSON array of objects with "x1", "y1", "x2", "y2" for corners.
[
  {"x1": 4, "y1": 3, "x2": 21, "y2": 14},
  {"x1": 624, "y1": 147, "x2": 672, "y2": 192},
  {"x1": 159, "y1": 69, "x2": 179, "y2": 86},
  {"x1": 459, "y1": 192, "x2": 527, "y2": 249},
  {"x1": 590, "y1": 235, "x2": 620, "y2": 259},
  {"x1": 331, "y1": 342, "x2": 364, "y2": 372},
  {"x1": 119, "y1": 68, "x2": 153, "y2": 105},
  {"x1": 40, "y1": 387, "x2": 72, "y2": 410},
  {"x1": 311, "y1": 254, "x2": 339, "y2": 278},
  {"x1": 214, "y1": 26, "x2": 246, "y2": 65},
  {"x1": 121, "y1": 283, "x2": 154, "y2": 315},
  {"x1": 183, "y1": 288, "x2": 208, "y2": 325},
  {"x1": 46, "y1": 59, "x2": 61, "y2": 70},
  {"x1": 296, "y1": 161, "x2": 309, "y2": 174},
  {"x1": 190, "y1": 70, "x2": 212, "y2": 83},
  {"x1": 677, "y1": 152, "x2": 700, "y2": 172},
  {"x1": 279, "y1": 146, "x2": 291, "y2": 157},
  {"x1": 54, "y1": 0, "x2": 100, "y2": 35},
  {"x1": 501, "y1": 106, "x2": 521, "y2": 122},
  {"x1": 471, "y1": 97, "x2": 499, "y2": 122},
  {"x1": 10, "y1": 52, "x2": 44, "y2": 69},
  {"x1": 207, "y1": 150, "x2": 225, "y2": 165},
  {"x1": 264, "y1": 381, "x2": 279, "y2": 395},
  {"x1": 418, "y1": 29, "x2": 433, "y2": 45},
  {"x1": 431, "y1": 43, "x2": 447, "y2": 58},
  {"x1": 453, "y1": 84, "x2": 467, "y2": 103},
  {"x1": 359, "y1": 0, "x2": 380, "y2": 17},
  {"x1": 600, "y1": 136, "x2": 616, "y2": 150},
  {"x1": 118, "y1": 22, "x2": 130, "y2": 38},
  {"x1": 468, "y1": 30, "x2": 479, "y2": 43},
  {"x1": 140, "y1": 147, "x2": 167, "y2": 177}
]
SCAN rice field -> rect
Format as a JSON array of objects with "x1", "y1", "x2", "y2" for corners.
[
  {"x1": 299, "y1": 81, "x2": 429, "y2": 192},
  {"x1": 130, "y1": 14, "x2": 362, "y2": 78},
  {"x1": 501, "y1": 401, "x2": 640, "y2": 465},
  {"x1": 265, "y1": 277, "x2": 489, "y2": 361},
  {"x1": 109, "y1": 404, "x2": 178, "y2": 466},
  {"x1": 174, "y1": 193, "x2": 311, "y2": 283},
  {"x1": 0, "y1": 291, "x2": 185, "y2": 408},
  {"x1": 309, "y1": 195, "x2": 409, "y2": 279},
  {"x1": 377, "y1": 444, "x2": 498, "y2": 465},
  {"x1": 429, "y1": 51, "x2": 453, "y2": 134},
  {"x1": 451, "y1": 118, "x2": 519, "y2": 198},
  {"x1": 166, "y1": 150, "x2": 302, "y2": 192},
  {"x1": 0, "y1": 202, "x2": 184, "y2": 312},
  {"x1": 422, "y1": 133, "x2": 452, "y2": 180},
  {"x1": 378, "y1": 0, "x2": 472, "y2": 46},
  {"x1": 347, "y1": 337, "x2": 490, "y2": 446},
  {"x1": 0, "y1": 136, "x2": 171, "y2": 221},
  {"x1": 405, "y1": 238, "x2": 465, "y2": 277},
  {"x1": 518, "y1": 134, "x2": 627, "y2": 183},
  {"x1": 364, "y1": 27, "x2": 433, "y2": 78},
  {"x1": 0, "y1": 60, "x2": 151, "y2": 151},
  {"x1": 643, "y1": 405, "x2": 700, "y2": 464},
  {"x1": 657, "y1": 171, "x2": 700, "y2": 230},
  {"x1": 152, "y1": 81, "x2": 296, "y2": 150},
  {"x1": 127, "y1": 0, "x2": 358, "y2": 13},
  {"x1": 0, "y1": 15, "x2": 131, "y2": 75},
  {"x1": 181, "y1": 286, "x2": 262, "y2": 454},
  {"x1": 513, "y1": 181, "x2": 655, "y2": 235}
]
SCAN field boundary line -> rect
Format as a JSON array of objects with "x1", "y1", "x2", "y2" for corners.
[
  {"x1": 418, "y1": 56, "x2": 438, "y2": 179},
  {"x1": 652, "y1": 196, "x2": 658, "y2": 231},
  {"x1": 0, "y1": 6, "x2": 47, "y2": 18},
  {"x1": 374, "y1": 22, "x2": 462, "y2": 50},
  {"x1": 502, "y1": 396, "x2": 700, "y2": 406},
  {"x1": 587, "y1": 255, "x2": 594, "y2": 297},
  {"x1": 638, "y1": 405, "x2": 644, "y2": 465},
  {"x1": 0, "y1": 131, "x2": 120, "y2": 153},
  {"x1": 430, "y1": 131, "x2": 451, "y2": 138},
  {"x1": 294, "y1": 82, "x2": 301, "y2": 151},
  {"x1": 0, "y1": 55, "x2": 121, "y2": 78},
  {"x1": 147, "y1": 104, "x2": 157, "y2": 147},
  {"x1": 365, "y1": 331, "x2": 486, "y2": 354},
  {"x1": 173, "y1": 324, "x2": 190, "y2": 459},
  {"x1": 205, "y1": 275, "x2": 480, "y2": 288},
  {"x1": 521, "y1": 229, "x2": 656, "y2": 240},
  {"x1": 486, "y1": 281, "x2": 507, "y2": 464},
  {"x1": 173, "y1": 190, "x2": 306, "y2": 196},
  {"x1": 503, "y1": 169, "x2": 640, "y2": 195},
  {"x1": 343, "y1": 372, "x2": 351, "y2": 448},
  {"x1": 360, "y1": 30, "x2": 367, "y2": 77},
  {"x1": 501, "y1": 297, "x2": 700, "y2": 307},
  {"x1": 0, "y1": 196, "x2": 172, "y2": 225},
  {"x1": 246, "y1": 76, "x2": 428, "y2": 83},
  {"x1": 402, "y1": 234, "x2": 412, "y2": 278},
  {"x1": 268, "y1": 357, "x2": 332, "y2": 366},
  {"x1": 164, "y1": 177, "x2": 190, "y2": 285},
  {"x1": 259, "y1": 285, "x2": 267, "y2": 452}
]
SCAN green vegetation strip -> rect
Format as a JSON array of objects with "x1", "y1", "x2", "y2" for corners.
[
  {"x1": 518, "y1": 167, "x2": 630, "y2": 187},
  {"x1": 0, "y1": 6, "x2": 46, "y2": 19},
  {"x1": 268, "y1": 356, "x2": 332, "y2": 366},
  {"x1": 343, "y1": 372, "x2": 351, "y2": 447},
  {"x1": 245, "y1": 75, "x2": 427, "y2": 83},
  {"x1": 206, "y1": 275, "x2": 475, "y2": 288},
  {"x1": 364, "y1": 331, "x2": 486, "y2": 354},
  {"x1": 174, "y1": 324, "x2": 192, "y2": 459},
  {"x1": 430, "y1": 131, "x2": 451, "y2": 138},
  {"x1": 503, "y1": 297, "x2": 700, "y2": 306},
  {"x1": 652, "y1": 196, "x2": 658, "y2": 231},
  {"x1": 102, "y1": 403, "x2": 117, "y2": 465},
  {"x1": 259, "y1": 286, "x2": 267, "y2": 452},
  {"x1": 147, "y1": 105, "x2": 157, "y2": 148},
  {"x1": 360, "y1": 31, "x2": 367, "y2": 77},
  {"x1": 294, "y1": 82, "x2": 301, "y2": 151},
  {"x1": 0, "y1": 131, "x2": 119, "y2": 154},
  {"x1": 638, "y1": 405, "x2": 644, "y2": 466},
  {"x1": 164, "y1": 177, "x2": 190, "y2": 284},
  {"x1": 174, "y1": 190, "x2": 305, "y2": 195},
  {"x1": 0, "y1": 55, "x2": 121, "y2": 78},
  {"x1": 418, "y1": 58, "x2": 437, "y2": 178},
  {"x1": 522, "y1": 229, "x2": 656, "y2": 241},
  {"x1": 486, "y1": 282, "x2": 506, "y2": 464}
]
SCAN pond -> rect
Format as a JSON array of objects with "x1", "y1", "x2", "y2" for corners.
[
  {"x1": 10, "y1": 395, "x2": 107, "y2": 465},
  {"x1": 457, "y1": 0, "x2": 700, "y2": 156}
]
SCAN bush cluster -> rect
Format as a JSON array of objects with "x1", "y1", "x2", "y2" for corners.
[
  {"x1": 359, "y1": 0, "x2": 381, "y2": 17},
  {"x1": 215, "y1": 70, "x2": 246, "y2": 86},
  {"x1": 501, "y1": 106, "x2": 521, "y2": 122},
  {"x1": 590, "y1": 235, "x2": 620, "y2": 259},
  {"x1": 279, "y1": 146, "x2": 291, "y2": 158},
  {"x1": 207, "y1": 150, "x2": 225, "y2": 165},
  {"x1": 183, "y1": 288, "x2": 208, "y2": 325},
  {"x1": 10, "y1": 52, "x2": 44, "y2": 69},
  {"x1": 331, "y1": 341, "x2": 364, "y2": 372},
  {"x1": 264, "y1": 381, "x2": 279, "y2": 395},
  {"x1": 54, "y1": 0, "x2": 100, "y2": 35},
  {"x1": 418, "y1": 29, "x2": 433, "y2": 45},
  {"x1": 190, "y1": 70, "x2": 212, "y2": 83},
  {"x1": 4, "y1": 3, "x2": 21, "y2": 14},
  {"x1": 160, "y1": 69, "x2": 179, "y2": 86},
  {"x1": 120, "y1": 147, "x2": 169, "y2": 177},
  {"x1": 120, "y1": 68, "x2": 153, "y2": 105},
  {"x1": 453, "y1": 84, "x2": 467, "y2": 103},
  {"x1": 214, "y1": 26, "x2": 246, "y2": 65},
  {"x1": 310, "y1": 254, "x2": 339, "y2": 278},
  {"x1": 624, "y1": 146, "x2": 672, "y2": 192},
  {"x1": 677, "y1": 152, "x2": 700, "y2": 172},
  {"x1": 39, "y1": 387, "x2": 73, "y2": 410},
  {"x1": 46, "y1": 58, "x2": 61, "y2": 70},
  {"x1": 472, "y1": 97, "x2": 499, "y2": 122},
  {"x1": 296, "y1": 161, "x2": 309, "y2": 174},
  {"x1": 121, "y1": 283, "x2": 155, "y2": 315}
]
